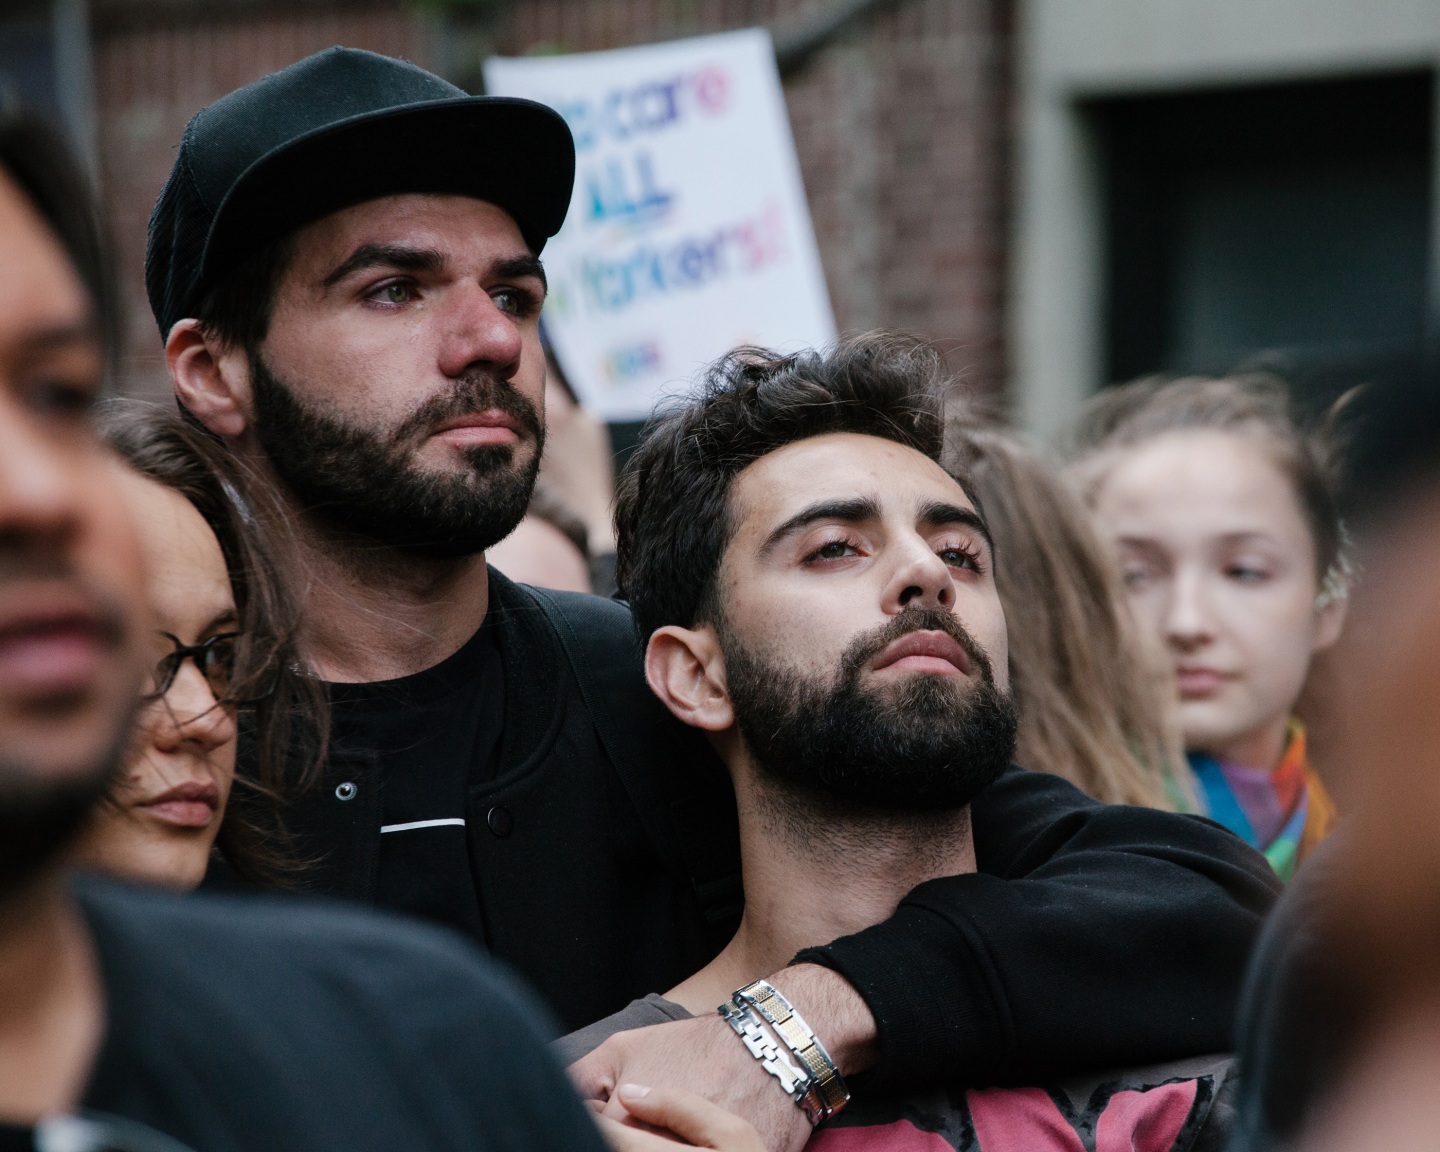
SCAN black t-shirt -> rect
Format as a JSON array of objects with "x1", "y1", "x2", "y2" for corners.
[
  {"x1": 327, "y1": 614, "x2": 504, "y2": 942},
  {"x1": 50, "y1": 876, "x2": 606, "y2": 1152}
]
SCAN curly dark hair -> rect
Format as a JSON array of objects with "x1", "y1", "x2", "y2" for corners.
[
  {"x1": 615, "y1": 333, "x2": 952, "y2": 642},
  {"x1": 99, "y1": 401, "x2": 327, "y2": 886}
]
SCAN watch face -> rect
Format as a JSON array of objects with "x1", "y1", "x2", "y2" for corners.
[{"x1": 35, "y1": 1113, "x2": 197, "y2": 1152}]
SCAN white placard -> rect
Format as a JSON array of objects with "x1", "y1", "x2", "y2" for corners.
[{"x1": 486, "y1": 29, "x2": 836, "y2": 422}]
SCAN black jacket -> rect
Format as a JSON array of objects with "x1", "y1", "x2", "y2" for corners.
[
  {"x1": 283, "y1": 573, "x2": 1281, "y2": 1085},
  {"x1": 1229, "y1": 837, "x2": 1358, "y2": 1152},
  {"x1": 76, "y1": 877, "x2": 606, "y2": 1152}
]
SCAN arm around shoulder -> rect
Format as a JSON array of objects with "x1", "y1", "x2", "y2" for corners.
[{"x1": 793, "y1": 766, "x2": 1281, "y2": 1088}]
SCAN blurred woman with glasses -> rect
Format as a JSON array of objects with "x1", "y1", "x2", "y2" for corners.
[{"x1": 72, "y1": 405, "x2": 325, "y2": 889}]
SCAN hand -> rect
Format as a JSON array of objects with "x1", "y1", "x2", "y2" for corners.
[
  {"x1": 594, "y1": 1084, "x2": 765, "y2": 1151},
  {"x1": 570, "y1": 1013, "x2": 811, "y2": 1152},
  {"x1": 568, "y1": 965, "x2": 876, "y2": 1152}
]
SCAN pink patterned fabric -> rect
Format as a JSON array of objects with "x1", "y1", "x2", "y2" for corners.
[
  {"x1": 800, "y1": 1070, "x2": 1212, "y2": 1151},
  {"x1": 967, "y1": 1087, "x2": 1086, "y2": 1152},
  {"x1": 1095, "y1": 1081, "x2": 1198, "y2": 1152}
]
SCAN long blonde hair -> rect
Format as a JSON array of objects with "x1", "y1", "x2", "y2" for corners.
[{"x1": 945, "y1": 414, "x2": 1188, "y2": 809}]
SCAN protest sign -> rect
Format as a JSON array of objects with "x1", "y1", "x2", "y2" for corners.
[{"x1": 485, "y1": 28, "x2": 836, "y2": 421}]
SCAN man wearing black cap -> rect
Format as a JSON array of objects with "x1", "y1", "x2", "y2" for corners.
[{"x1": 151, "y1": 48, "x2": 1277, "y2": 1151}]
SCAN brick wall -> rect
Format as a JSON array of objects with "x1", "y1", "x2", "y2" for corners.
[{"x1": 92, "y1": 0, "x2": 1011, "y2": 402}]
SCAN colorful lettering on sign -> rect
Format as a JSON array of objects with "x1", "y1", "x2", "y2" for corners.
[
  {"x1": 559, "y1": 64, "x2": 731, "y2": 151},
  {"x1": 602, "y1": 341, "x2": 663, "y2": 382},
  {"x1": 579, "y1": 203, "x2": 787, "y2": 314},
  {"x1": 584, "y1": 151, "x2": 675, "y2": 227}
]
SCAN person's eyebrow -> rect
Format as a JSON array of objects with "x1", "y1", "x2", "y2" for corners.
[
  {"x1": 200, "y1": 609, "x2": 238, "y2": 639},
  {"x1": 322, "y1": 244, "x2": 446, "y2": 288},
  {"x1": 919, "y1": 500, "x2": 993, "y2": 553},
  {"x1": 491, "y1": 254, "x2": 548, "y2": 294},
  {"x1": 760, "y1": 496, "x2": 882, "y2": 557}
]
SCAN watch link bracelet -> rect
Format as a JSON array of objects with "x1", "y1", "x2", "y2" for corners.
[{"x1": 718, "y1": 979, "x2": 851, "y2": 1126}]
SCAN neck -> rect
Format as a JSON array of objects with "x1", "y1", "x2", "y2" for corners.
[
  {"x1": 252, "y1": 457, "x2": 491, "y2": 684},
  {"x1": 1206, "y1": 713, "x2": 1293, "y2": 773},
  {"x1": 667, "y1": 762, "x2": 975, "y2": 1014},
  {"x1": 0, "y1": 874, "x2": 103, "y2": 1122}
]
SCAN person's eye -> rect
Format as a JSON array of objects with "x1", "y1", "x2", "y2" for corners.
[
  {"x1": 1226, "y1": 563, "x2": 1270, "y2": 584},
  {"x1": 805, "y1": 537, "x2": 861, "y2": 563},
  {"x1": 938, "y1": 542, "x2": 983, "y2": 572},
  {"x1": 1121, "y1": 563, "x2": 1155, "y2": 590},
  {"x1": 492, "y1": 287, "x2": 539, "y2": 317},
  {"x1": 27, "y1": 377, "x2": 98, "y2": 420},
  {"x1": 367, "y1": 281, "x2": 417, "y2": 306}
]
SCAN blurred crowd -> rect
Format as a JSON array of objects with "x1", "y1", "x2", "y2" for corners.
[{"x1": 0, "y1": 44, "x2": 1436, "y2": 1152}]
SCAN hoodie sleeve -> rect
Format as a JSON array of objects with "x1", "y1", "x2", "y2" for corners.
[{"x1": 794, "y1": 766, "x2": 1280, "y2": 1089}]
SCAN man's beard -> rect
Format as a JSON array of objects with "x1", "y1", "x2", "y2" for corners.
[
  {"x1": 0, "y1": 562, "x2": 132, "y2": 897},
  {"x1": 721, "y1": 605, "x2": 1018, "y2": 813},
  {"x1": 250, "y1": 352, "x2": 544, "y2": 558},
  {"x1": 0, "y1": 753, "x2": 121, "y2": 896}
]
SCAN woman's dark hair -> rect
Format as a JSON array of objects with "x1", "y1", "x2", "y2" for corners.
[
  {"x1": 99, "y1": 401, "x2": 327, "y2": 886},
  {"x1": 615, "y1": 333, "x2": 949, "y2": 641},
  {"x1": 0, "y1": 108, "x2": 117, "y2": 358}
]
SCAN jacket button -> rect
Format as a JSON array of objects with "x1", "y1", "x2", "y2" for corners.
[
  {"x1": 486, "y1": 806, "x2": 513, "y2": 838},
  {"x1": 335, "y1": 781, "x2": 358, "y2": 801}
]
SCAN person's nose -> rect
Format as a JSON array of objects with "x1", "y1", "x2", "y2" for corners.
[
  {"x1": 881, "y1": 533, "x2": 954, "y2": 615},
  {"x1": 1164, "y1": 567, "x2": 1215, "y2": 653},
  {"x1": 435, "y1": 281, "x2": 524, "y2": 381},
  {"x1": 150, "y1": 661, "x2": 237, "y2": 757},
  {"x1": 0, "y1": 393, "x2": 82, "y2": 551}
]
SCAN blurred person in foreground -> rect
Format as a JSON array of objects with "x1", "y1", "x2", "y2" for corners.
[
  {"x1": 1068, "y1": 376, "x2": 1347, "y2": 880},
  {"x1": 944, "y1": 415, "x2": 1188, "y2": 809},
  {"x1": 71, "y1": 406, "x2": 325, "y2": 889},
  {"x1": 154, "y1": 48, "x2": 1280, "y2": 1151},
  {"x1": 563, "y1": 338, "x2": 1248, "y2": 1152},
  {"x1": 0, "y1": 109, "x2": 605, "y2": 1152},
  {"x1": 1226, "y1": 366, "x2": 1440, "y2": 1152}
]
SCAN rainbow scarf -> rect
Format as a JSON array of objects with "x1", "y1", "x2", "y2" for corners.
[{"x1": 1188, "y1": 722, "x2": 1337, "y2": 882}]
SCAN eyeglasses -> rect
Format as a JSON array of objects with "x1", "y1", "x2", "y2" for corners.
[{"x1": 139, "y1": 632, "x2": 241, "y2": 703}]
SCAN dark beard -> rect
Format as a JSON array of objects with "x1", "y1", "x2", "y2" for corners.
[
  {"x1": 0, "y1": 560, "x2": 132, "y2": 897},
  {"x1": 250, "y1": 352, "x2": 543, "y2": 558},
  {"x1": 722, "y1": 605, "x2": 1018, "y2": 813},
  {"x1": 0, "y1": 734, "x2": 126, "y2": 898}
]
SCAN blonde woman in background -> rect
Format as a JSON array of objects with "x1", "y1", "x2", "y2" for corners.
[
  {"x1": 1067, "y1": 375, "x2": 1347, "y2": 880},
  {"x1": 944, "y1": 414, "x2": 1188, "y2": 810}
]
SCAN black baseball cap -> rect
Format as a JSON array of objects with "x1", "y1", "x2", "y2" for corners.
[{"x1": 145, "y1": 46, "x2": 574, "y2": 338}]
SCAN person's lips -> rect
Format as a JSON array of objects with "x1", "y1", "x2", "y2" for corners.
[
  {"x1": 0, "y1": 586, "x2": 114, "y2": 699},
  {"x1": 870, "y1": 630, "x2": 973, "y2": 676},
  {"x1": 1175, "y1": 665, "x2": 1233, "y2": 699},
  {"x1": 139, "y1": 780, "x2": 220, "y2": 829},
  {"x1": 431, "y1": 410, "x2": 522, "y2": 448}
]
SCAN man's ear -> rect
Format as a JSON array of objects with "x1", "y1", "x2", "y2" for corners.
[
  {"x1": 166, "y1": 319, "x2": 253, "y2": 439},
  {"x1": 645, "y1": 624, "x2": 734, "y2": 732}
]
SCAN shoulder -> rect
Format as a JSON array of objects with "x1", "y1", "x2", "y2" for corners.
[
  {"x1": 77, "y1": 876, "x2": 553, "y2": 1038},
  {"x1": 490, "y1": 569, "x2": 637, "y2": 636},
  {"x1": 1232, "y1": 838, "x2": 1359, "y2": 1151},
  {"x1": 970, "y1": 764, "x2": 1278, "y2": 879},
  {"x1": 76, "y1": 878, "x2": 608, "y2": 1151}
]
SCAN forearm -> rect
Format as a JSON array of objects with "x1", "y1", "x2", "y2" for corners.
[
  {"x1": 765, "y1": 963, "x2": 877, "y2": 1077},
  {"x1": 788, "y1": 770, "x2": 1280, "y2": 1087}
]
